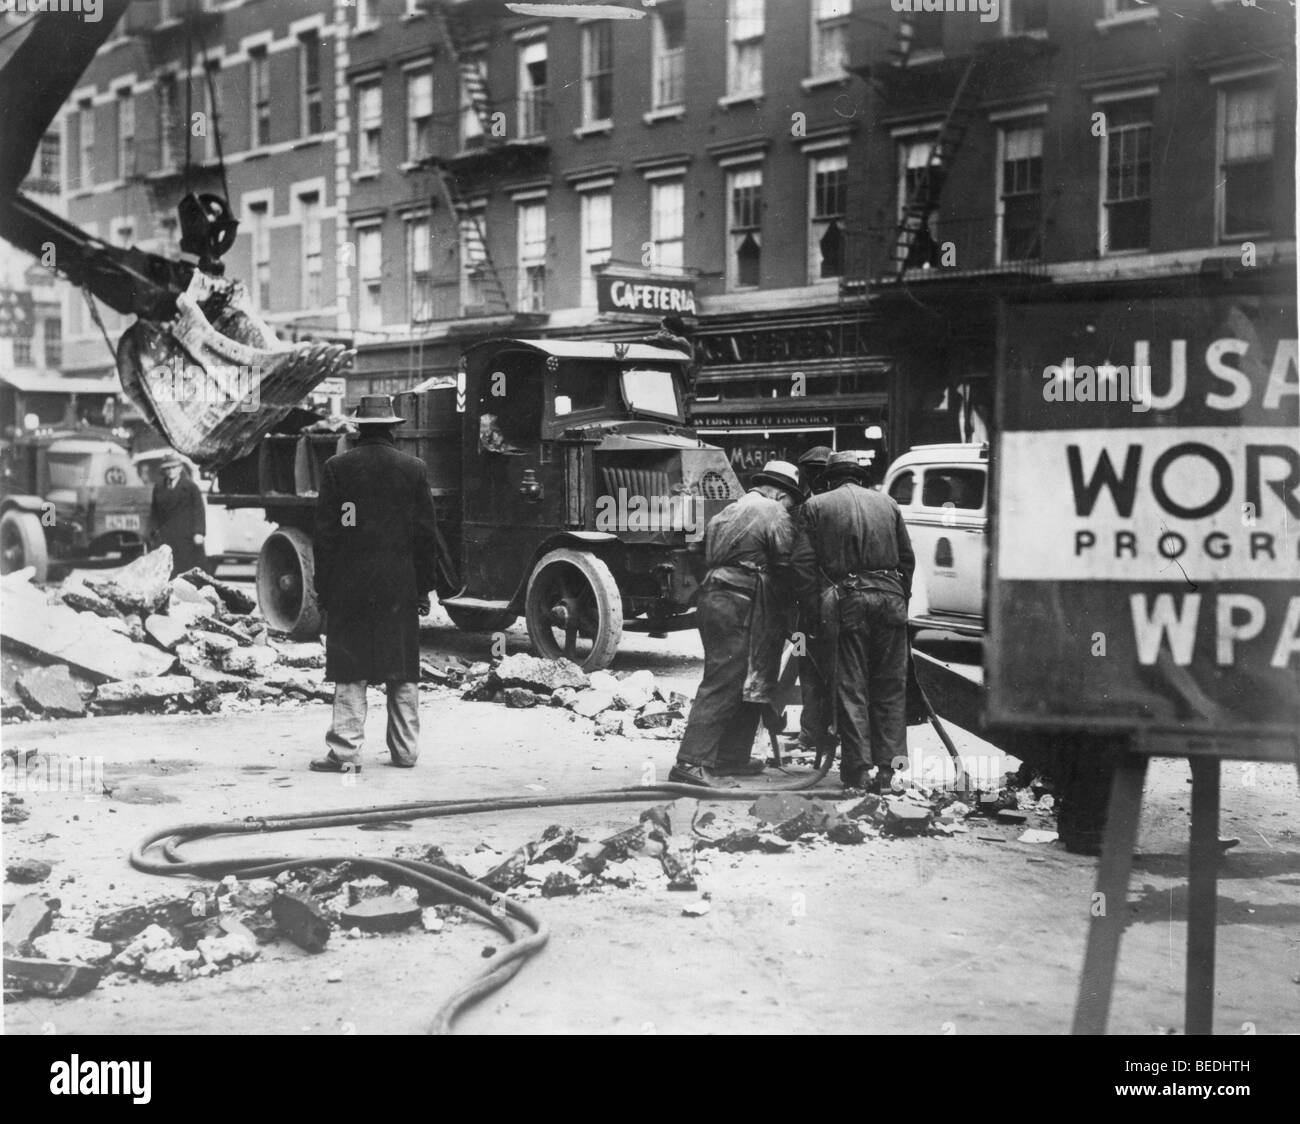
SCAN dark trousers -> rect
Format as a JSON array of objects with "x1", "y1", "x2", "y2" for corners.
[
  {"x1": 677, "y1": 586, "x2": 762, "y2": 768},
  {"x1": 835, "y1": 592, "x2": 908, "y2": 773},
  {"x1": 798, "y1": 648, "x2": 834, "y2": 750}
]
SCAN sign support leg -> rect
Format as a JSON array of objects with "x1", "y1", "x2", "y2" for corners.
[
  {"x1": 1185, "y1": 756, "x2": 1220, "y2": 1035},
  {"x1": 1072, "y1": 751, "x2": 1147, "y2": 1035}
]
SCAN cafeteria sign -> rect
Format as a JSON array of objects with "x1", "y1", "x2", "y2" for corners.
[
  {"x1": 596, "y1": 271, "x2": 696, "y2": 317},
  {"x1": 987, "y1": 291, "x2": 1299, "y2": 744}
]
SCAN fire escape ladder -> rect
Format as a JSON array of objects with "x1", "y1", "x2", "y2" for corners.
[
  {"x1": 431, "y1": 3, "x2": 496, "y2": 139},
  {"x1": 883, "y1": 50, "x2": 984, "y2": 282},
  {"x1": 431, "y1": 167, "x2": 512, "y2": 315}
]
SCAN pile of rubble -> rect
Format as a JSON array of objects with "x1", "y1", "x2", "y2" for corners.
[
  {"x1": 0, "y1": 548, "x2": 330, "y2": 723},
  {"x1": 2, "y1": 777, "x2": 1059, "y2": 996},
  {"x1": 432, "y1": 652, "x2": 691, "y2": 738}
]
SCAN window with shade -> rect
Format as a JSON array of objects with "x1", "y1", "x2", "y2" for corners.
[
  {"x1": 580, "y1": 189, "x2": 612, "y2": 307},
  {"x1": 407, "y1": 67, "x2": 433, "y2": 160},
  {"x1": 517, "y1": 200, "x2": 547, "y2": 312},
  {"x1": 250, "y1": 48, "x2": 271, "y2": 148},
  {"x1": 247, "y1": 202, "x2": 270, "y2": 310},
  {"x1": 117, "y1": 89, "x2": 134, "y2": 180},
  {"x1": 357, "y1": 226, "x2": 383, "y2": 330},
  {"x1": 300, "y1": 30, "x2": 323, "y2": 136},
  {"x1": 1220, "y1": 83, "x2": 1275, "y2": 238},
  {"x1": 727, "y1": 0, "x2": 764, "y2": 98},
  {"x1": 999, "y1": 122, "x2": 1043, "y2": 261},
  {"x1": 1102, "y1": 103, "x2": 1152, "y2": 253},
  {"x1": 582, "y1": 23, "x2": 613, "y2": 126},
  {"x1": 517, "y1": 39, "x2": 548, "y2": 138},
  {"x1": 77, "y1": 99, "x2": 94, "y2": 189},
  {"x1": 408, "y1": 217, "x2": 433, "y2": 323},
  {"x1": 157, "y1": 74, "x2": 179, "y2": 169},
  {"x1": 300, "y1": 192, "x2": 322, "y2": 309},
  {"x1": 44, "y1": 319, "x2": 62, "y2": 370},
  {"x1": 811, "y1": 0, "x2": 850, "y2": 80},
  {"x1": 650, "y1": 179, "x2": 685, "y2": 272},
  {"x1": 728, "y1": 167, "x2": 762, "y2": 290},
  {"x1": 652, "y1": 2, "x2": 685, "y2": 110},
  {"x1": 356, "y1": 81, "x2": 382, "y2": 173},
  {"x1": 810, "y1": 153, "x2": 847, "y2": 280},
  {"x1": 202, "y1": 60, "x2": 222, "y2": 164}
]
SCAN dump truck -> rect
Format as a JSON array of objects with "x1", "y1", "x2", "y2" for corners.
[{"x1": 214, "y1": 338, "x2": 744, "y2": 670}]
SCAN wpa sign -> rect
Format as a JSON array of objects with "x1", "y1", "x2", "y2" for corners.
[{"x1": 988, "y1": 289, "x2": 1299, "y2": 744}]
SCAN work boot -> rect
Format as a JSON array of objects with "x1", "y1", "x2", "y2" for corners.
[
  {"x1": 309, "y1": 753, "x2": 360, "y2": 774},
  {"x1": 713, "y1": 758, "x2": 766, "y2": 777},
  {"x1": 869, "y1": 767, "x2": 895, "y2": 794},
  {"x1": 668, "y1": 763, "x2": 720, "y2": 788}
]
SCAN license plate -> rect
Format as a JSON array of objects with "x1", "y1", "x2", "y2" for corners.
[{"x1": 105, "y1": 514, "x2": 140, "y2": 531}]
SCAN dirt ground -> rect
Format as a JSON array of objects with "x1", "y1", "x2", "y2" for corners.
[{"x1": 2, "y1": 614, "x2": 1298, "y2": 1036}]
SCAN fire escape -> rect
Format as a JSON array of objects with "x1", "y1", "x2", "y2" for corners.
[
  {"x1": 421, "y1": 1, "x2": 549, "y2": 320},
  {"x1": 844, "y1": 15, "x2": 1056, "y2": 294}
]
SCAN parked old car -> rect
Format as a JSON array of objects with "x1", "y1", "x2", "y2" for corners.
[{"x1": 881, "y1": 443, "x2": 988, "y2": 636}]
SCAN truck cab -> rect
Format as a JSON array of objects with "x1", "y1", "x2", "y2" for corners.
[
  {"x1": 426, "y1": 338, "x2": 744, "y2": 667},
  {"x1": 0, "y1": 430, "x2": 153, "y2": 580}
]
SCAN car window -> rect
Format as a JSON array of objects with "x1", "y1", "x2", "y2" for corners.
[
  {"x1": 920, "y1": 467, "x2": 985, "y2": 510},
  {"x1": 887, "y1": 470, "x2": 915, "y2": 506}
]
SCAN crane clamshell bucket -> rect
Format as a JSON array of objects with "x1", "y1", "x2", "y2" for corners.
[{"x1": 116, "y1": 270, "x2": 353, "y2": 470}]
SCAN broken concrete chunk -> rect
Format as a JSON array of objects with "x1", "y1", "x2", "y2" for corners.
[
  {"x1": 14, "y1": 665, "x2": 86, "y2": 718},
  {"x1": 996, "y1": 808, "x2": 1029, "y2": 825},
  {"x1": 3, "y1": 895, "x2": 55, "y2": 954},
  {"x1": 541, "y1": 871, "x2": 579, "y2": 897},
  {"x1": 483, "y1": 848, "x2": 532, "y2": 892},
  {"x1": 196, "y1": 931, "x2": 258, "y2": 967},
  {"x1": 551, "y1": 686, "x2": 578, "y2": 708},
  {"x1": 502, "y1": 687, "x2": 542, "y2": 709},
  {"x1": 492, "y1": 653, "x2": 589, "y2": 694},
  {"x1": 112, "y1": 924, "x2": 175, "y2": 970},
  {"x1": 143, "y1": 612, "x2": 188, "y2": 652},
  {"x1": 140, "y1": 946, "x2": 203, "y2": 980},
  {"x1": 94, "y1": 675, "x2": 196, "y2": 711},
  {"x1": 83, "y1": 548, "x2": 173, "y2": 615},
  {"x1": 2, "y1": 580, "x2": 176, "y2": 683},
  {"x1": 571, "y1": 690, "x2": 616, "y2": 718},
  {"x1": 881, "y1": 800, "x2": 933, "y2": 836},
  {"x1": 533, "y1": 825, "x2": 581, "y2": 863},
  {"x1": 271, "y1": 892, "x2": 331, "y2": 952},
  {"x1": 6, "y1": 858, "x2": 53, "y2": 884},
  {"x1": 750, "y1": 792, "x2": 815, "y2": 825},
  {"x1": 339, "y1": 895, "x2": 421, "y2": 934},
  {"x1": 569, "y1": 842, "x2": 608, "y2": 876},
  {"x1": 31, "y1": 932, "x2": 115, "y2": 965},
  {"x1": 4, "y1": 956, "x2": 103, "y2": 997},
  {"x1": 177, "y1": 568, "x2": 256, "y2": 614},
  {"x1": 827, "y1": 822, "x2": 866, "y2": 845},
  {"x1": 59, "y1": 583, "x2": 120, "y2": 618},
  {"x1": 587, "y1": 670, "x2": 619, "y2": 693},
  {"x1": 843, "y1": 794, "x2": 882, "y2": 821},
  {"x1": 217, "y1": 646, "x2": 278, "y2": 677},
  {"x1": 169, "y1": 578, "x2": 208, "y2": 605},
  {"x1": 634, "y1": 703, "x2": 677, "y2": 729},
  {"x1": 275, "y1": 641, "x2": 326, "y2": 669},
  {"x1": 346, "y1": 876, "x2": 390, "y2": 906}
]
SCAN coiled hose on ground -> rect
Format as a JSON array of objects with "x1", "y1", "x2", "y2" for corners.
[{"x1": 131, "y1": 662, "x2": 962, "y2": 1034}]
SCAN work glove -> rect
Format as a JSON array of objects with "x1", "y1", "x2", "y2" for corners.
[{"x1": 417, "y1": 596, "x2": 431, "y2": 616}]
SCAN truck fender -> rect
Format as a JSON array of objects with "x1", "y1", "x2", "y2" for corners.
[
  {"x1": 505, "y1": 531, "x2": 619, "y2": 610},
  {"x1": 0, "y1": 495, "x2": 47, "y2": 516}
]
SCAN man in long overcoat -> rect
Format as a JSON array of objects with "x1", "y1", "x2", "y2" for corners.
[
  {"x1": 668, "y1": 460, "x2": 804, "y2": 788},
  {"x1": 310, "y1": 394, "x2": 439, "y2": 773},
  {"x1": 792, "y1": 451, "x2": 915, "y2": 791},
  {"x1": 150, "y1": 452, "x2": 207, "y2": 576}
]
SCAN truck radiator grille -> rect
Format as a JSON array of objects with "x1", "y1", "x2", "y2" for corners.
[{"x1": 601, "y1": 468, "x2": 671, "y2": 501}]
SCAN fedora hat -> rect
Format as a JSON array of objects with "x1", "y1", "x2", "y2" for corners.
[
  {"x1": 351, "y1": 393, "x2": 405, "y2": 425},
  {"x1": 823, "y1": 450, "x2": 869, "y2": 480},
  {"x1": 160, "y1": 450, "x2": 185, "y2": 469},
  {"x1": 751, "y1": 459, "x2": 805, "y2": 503}
]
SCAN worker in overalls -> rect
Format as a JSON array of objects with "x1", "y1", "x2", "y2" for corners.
[
  {"x1": 792, "y1": 451, "x2": 915, "y2": 791},
  {"x1": 669, "y1": 461, "x2": 804, "y2": 788}
]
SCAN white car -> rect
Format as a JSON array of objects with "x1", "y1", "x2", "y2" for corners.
[
  {"x1": 881, "y1": 443, "x2": 988, "y2": 636},
  {"x1": 132, "y1": 449, "x2": 276, "y2": 570}
]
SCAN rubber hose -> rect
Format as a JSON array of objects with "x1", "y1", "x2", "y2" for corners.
[{"x1": 130, "y1": 765, "x2": 843, "y2": 1033}]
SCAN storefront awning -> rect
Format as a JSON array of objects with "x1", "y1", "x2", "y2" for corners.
[{"x1": 0, "y1": 369, "x2": 123, "y2": 396}]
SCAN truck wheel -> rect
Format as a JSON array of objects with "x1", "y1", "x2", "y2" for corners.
[
  {"x1": 525, "y1": 548, "x2": 623, "y2": 671},
  {"x1": 0, "y1": 511, "x2": 49, "y2": 581},
  {"x1": 443, "y1": 604, "x2": 518, "y2": 633},
  {"x1": 256, "y1": 526, "x2": 321, "y2": 639}
]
